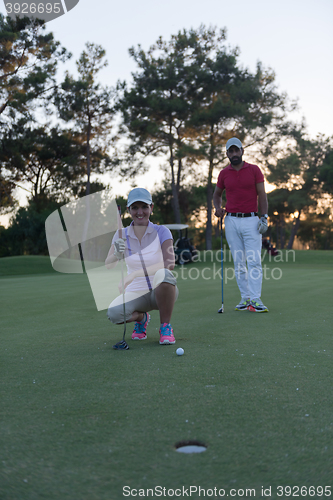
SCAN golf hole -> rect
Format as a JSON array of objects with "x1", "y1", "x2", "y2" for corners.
[{"x1": 175, "y1": 440, "x2": 207, "y2": 454}]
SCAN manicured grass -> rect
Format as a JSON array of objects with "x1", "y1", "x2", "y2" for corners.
[
  {"x1": 0, "y1": 255, "x2": 56, "y2": 276},
  {"x1": 0, "y1": 252, "x2": 332, "y2": 499}
]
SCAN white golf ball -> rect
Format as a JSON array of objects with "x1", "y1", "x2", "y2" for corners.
[{"x1": 176, "y1": 348, "x2": 184, "y2": 356}]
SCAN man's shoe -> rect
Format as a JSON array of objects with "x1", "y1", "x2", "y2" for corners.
[
  {"x1": 247, "y1": 299, "x2": 268, "y2": 313},
  {"x1": 159, "y1": 323, "x2": 176, "y2": 344},
  {"x1": 235, "y1": 299, "x2": 250, "y2": 311},
  {"x1": 132, "y1": 313, "x2": 150, "y2": 339}
]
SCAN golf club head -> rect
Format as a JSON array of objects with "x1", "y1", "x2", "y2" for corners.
[
  {"x1": 112, "y1": 340, "x2": 129, "y2": 350},
  {"x1": 218, "y1": 305, "x2": 224, "y2": 313}
]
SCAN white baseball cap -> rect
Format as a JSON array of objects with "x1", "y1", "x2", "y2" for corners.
[
  {"x1": 226, "y1": 137, "x2": 243, "y2": 150},
  {"x1": 127, "y1": 187, "x2": 153, "y2": 207}
]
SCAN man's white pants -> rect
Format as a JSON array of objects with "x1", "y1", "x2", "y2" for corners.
[{"x1": 224, "y1": 215, "x2": 262, "y2": 301}]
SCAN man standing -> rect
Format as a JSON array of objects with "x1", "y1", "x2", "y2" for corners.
[{"x1": 213, "y1": 138, "x2": 269, "y2": 312}]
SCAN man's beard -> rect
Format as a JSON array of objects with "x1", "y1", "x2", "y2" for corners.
[{"x1": 230, "y1": 156, "x2": 242, "y2": 165}]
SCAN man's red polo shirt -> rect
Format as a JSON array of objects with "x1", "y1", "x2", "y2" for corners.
[{"x1": 216, "y1": 162, "x2": 264, "y2": 213}]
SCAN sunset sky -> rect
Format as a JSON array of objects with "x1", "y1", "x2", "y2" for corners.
[{"x1": 1, "y1": 0, "x2": 332, "y2": 220}]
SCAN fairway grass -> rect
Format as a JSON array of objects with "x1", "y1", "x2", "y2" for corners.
[{"x1": 1, "y1": 253, "x2": 332, "y2": 499}]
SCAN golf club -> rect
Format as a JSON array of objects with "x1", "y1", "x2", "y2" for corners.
[
  {"x1": 218, "y1": 217, "x2": 224, "y2": 313},
  {"x1": 113, "y1": 205, "x2": 129, "y2": 350}
]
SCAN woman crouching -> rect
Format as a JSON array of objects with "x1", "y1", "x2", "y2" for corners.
[{"x1": 105, "y1": 188, "x2": 178, "y2": 345}]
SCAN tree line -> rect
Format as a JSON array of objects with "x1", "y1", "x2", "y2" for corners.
[{"x1": 0, "y1": 15, "x2": 332, "y2": 257}]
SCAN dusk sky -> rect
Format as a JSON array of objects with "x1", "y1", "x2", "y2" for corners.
[{"x1": 1, "y1": 0, "x2": 332, "y2": 221}]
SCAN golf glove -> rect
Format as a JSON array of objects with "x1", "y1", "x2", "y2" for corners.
[
  {"x1": 113, "y1": 238, "x2": 126, "y2": 260},
  {"x1": 258, "y1": 216, "x2": 268, "y2": 234}
]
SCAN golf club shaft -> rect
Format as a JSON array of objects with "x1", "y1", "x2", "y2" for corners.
[
  {"x1": 117, "y1": 205, "x2": 126, "y2": 339},
  {"x1": 218, "y1": 217, "x2": 224, "y2": 313},
  {"x1": 221, "y1": 217, "x2": 223, "y2": 305}
]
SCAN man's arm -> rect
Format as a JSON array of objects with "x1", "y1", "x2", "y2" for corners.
[
  {"x1": 256, "y1": 182, "x2": 268, "y2": 215},
  {"x1": 213, "y1": 185, "x2": 225, "y2": 218}
]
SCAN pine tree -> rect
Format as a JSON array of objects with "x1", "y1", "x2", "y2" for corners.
[
  {"x1": 54, "y1": 42, "x2": 114, "y2": 196},
  {"x1": 0, "y1": 13, "x2": 69, "y2": 211}
]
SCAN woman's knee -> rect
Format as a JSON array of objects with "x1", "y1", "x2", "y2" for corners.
[
  {"x1": 107, "y1": 304, "x2": 124, "y2": 324},
  {"x1": 153, "y1": 268, "x2": 177, "y2": 288}
]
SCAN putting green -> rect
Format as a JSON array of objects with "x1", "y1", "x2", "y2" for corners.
[{"x1": 0, "y1": 253, "x2": 332, "y2": 499}]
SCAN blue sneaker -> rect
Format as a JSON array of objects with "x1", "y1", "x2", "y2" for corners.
[
  {"x1": 159, "y1": 323, "x2": 176, "y2": 345},
  {"x1": 132, "y1": 313, "x2": 150, "y2": 340}
]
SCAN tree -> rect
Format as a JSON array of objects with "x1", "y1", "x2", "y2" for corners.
[
  {"x1": 297, "y1": 211, "x2": 332, "y2": 250},
  {"x1": 1, "y1": 198, "x2": 61, "y2": 256},
  {"x1": 115, "y1": 26, "x2": 295, "y2": 246},
  {"x1": 115, "y1": 28, "x2": 207, "y2": 223},
  {"x1": 319, "y1": 148, "x2": 333, "y2": 196},
  {"x1": 0, "y1": 175, "x2": 16, "y2": 213},
  {"x1": 151, "y1": 183, "x2": 206, "y2": 225},
  {"x1": 54, "y1": 42, "x2": 115, "y2": 196},
  {"x1": 0, "y1": 14, "x2": 69, "y2": 119},
  {"x1": 0, "y1": 121, "x2": 86, "y2": 211},
  {"x1": 186, "y1": 34, "x2": 294, "y2": 249},
  {"x1": 267, "y1": 188, "x2": 292, "y2": 249},
  {"x1": 266, "y1": 128, "x2": 333, "y2": 249},
  {"x1": 0, "y1": 13, "x2": 70, "y2": 211}
]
